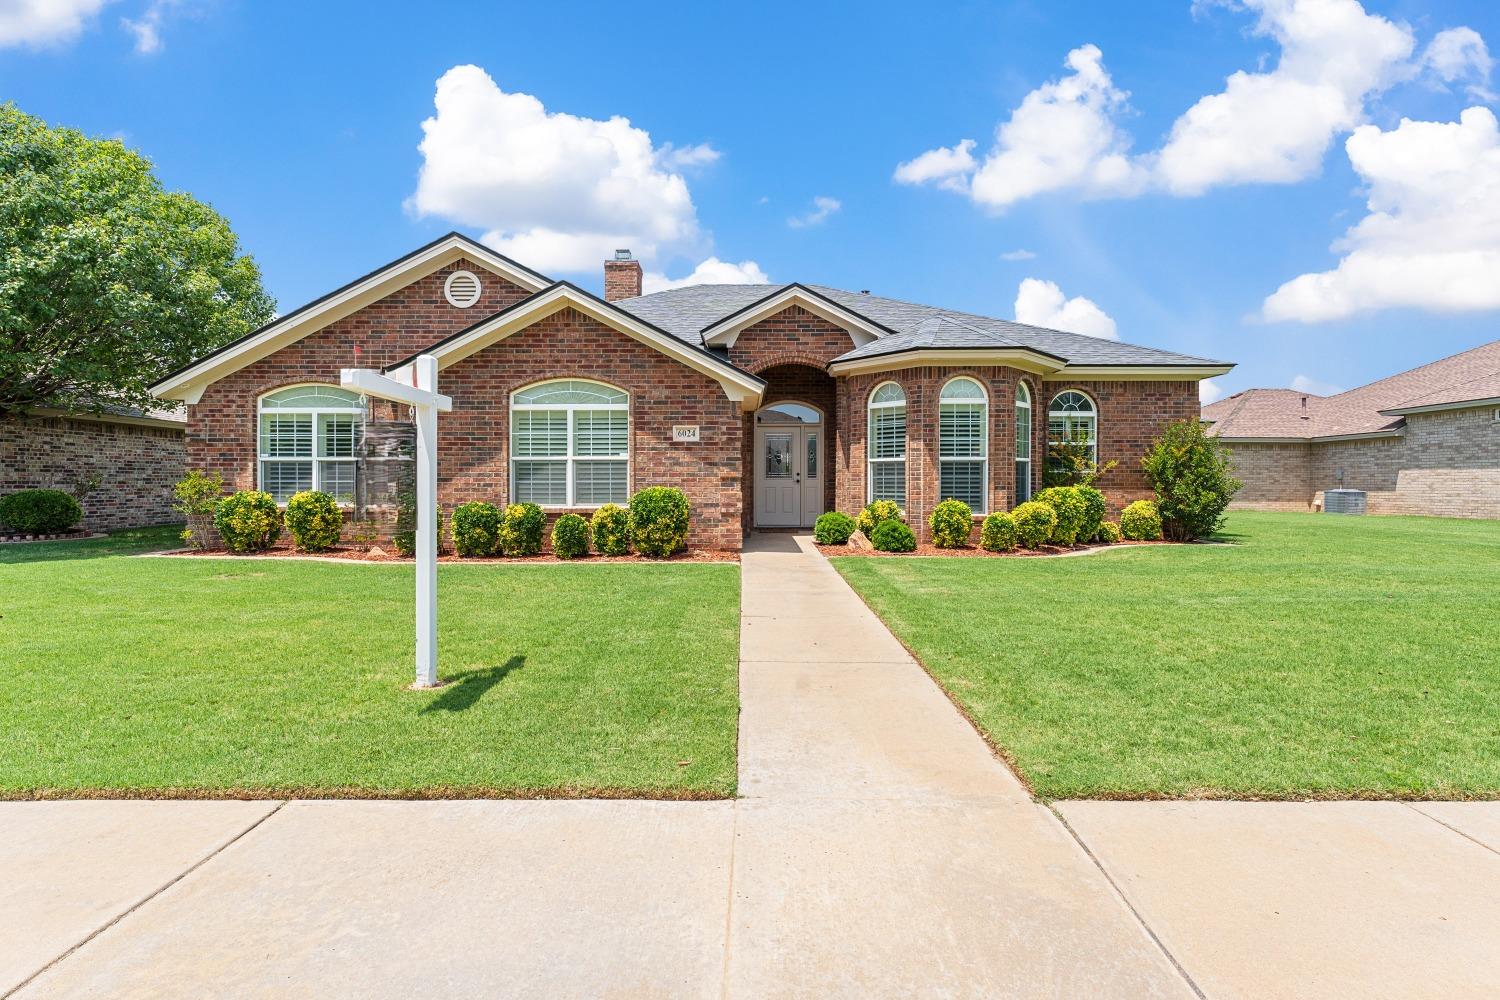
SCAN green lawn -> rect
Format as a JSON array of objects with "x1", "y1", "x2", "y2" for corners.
[
  {"x1": 0, "y1": 527, "x2": 740, "y2": 798},
  {"x1": 833, "y1": 512, "x2": 1500, "y2": 800}
]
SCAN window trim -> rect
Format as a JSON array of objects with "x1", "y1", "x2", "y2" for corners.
[
  {"x1": 1048, "y1": 388, "x2": 1099, "y2": 468},
  {"x1": 867, "y1": 380, "x2": 907, "y2": 508},
  {"x1": 1015, "y1": 379, "x2": 1033, "y2": 504},
  {"x1": 938, "y1": 376, "x2": 988, "y2": 515},
  {"x1": 256, "y1": 383, "x2": 365, "y2": 506},
  {"x1": 509, "y1": 378, "x2": 631, "y2": 509}
]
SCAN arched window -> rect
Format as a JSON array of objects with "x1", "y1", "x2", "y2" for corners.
[
  {"x1": 1048, "y1": 390, "x2": 1097, "y2": 472},
  {"x1": 1015, "y1": 381, "x2": 1033, "y2": 503},
  {"x1": 939, "y1": 377, "x2": 987, "y2": 513},
  {"x1": 511, "y1": 379, "x2": 629, "y2": 507},
  {"x1": 867, "y1": 382, "x2": 906, "y2": 507},
  {"x1": 258, "y1": 385, "x2": 365, "y2": 504}
]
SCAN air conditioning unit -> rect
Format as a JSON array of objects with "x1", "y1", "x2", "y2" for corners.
[{"x1": 1324, "y1": 488, "x2": 1367, "y2": 515}]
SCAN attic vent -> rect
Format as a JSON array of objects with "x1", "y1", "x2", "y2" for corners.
[{"x1": 444, "y1": 270, "x2": 482, "y2": 309}]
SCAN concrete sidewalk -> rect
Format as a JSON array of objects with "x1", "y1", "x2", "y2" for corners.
[{"x1": 6, "y1": 532, "x2": 1500, "y2": 997}]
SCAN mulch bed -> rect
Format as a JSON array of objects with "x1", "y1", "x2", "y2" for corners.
[
  {"x1": 164, "y1": 544, "x2": 738, "y2": 564},
  {"x1": 818, "y1": 539, "x2": 1173, "y2": 558}
]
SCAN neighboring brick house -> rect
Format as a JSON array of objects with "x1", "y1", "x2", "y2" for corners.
[
  {"x1": 1203, "y1": 340, "x2": 1500, "y2": 519},
  {"x1": 151, "y1": 233, "x2": 1231, "y2": 548},
  {"x1": 1, "y1": 406, "x2": 186, "y2": 531}
]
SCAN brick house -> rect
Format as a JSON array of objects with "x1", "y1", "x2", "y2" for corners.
[
  {"x1": 1203, "y1": 340, "x2": 1500, "y2": 519},
  {"x1": 150, "y1": 233, "x2": 1231, "y2": 549}
]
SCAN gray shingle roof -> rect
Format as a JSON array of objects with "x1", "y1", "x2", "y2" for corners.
[{"x1": 612, "y1": 283, "x2": 1227, "y2": 368}]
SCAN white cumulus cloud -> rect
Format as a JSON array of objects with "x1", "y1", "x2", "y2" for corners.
[
  {"x1": 1200, "y1": 378, "x2": 1227, "y2": 405},
  {"x1": 1262, "y1": 106, "x2": 1500, "y2": 322},
  {"x1": 1014, "y1": 278, "x2": 1119, "y2": 339},
  {"x1": 0, "y1": 0, "x2": 111, "y2": 48},
  {"x1": 1290, "y1": 374, "x2": 1344, "y2": 395},
  {"x1": 1422, "y1": 27, "x2": 1495, "y2": 100},
  {"x1": 408, "y1": 65, "x2": 761, "y2": 285},
  {"x1": 642, "y1": 258, "x2": 770, "y2": 295},
  {"x1": 893, "y1": 139, "x2": 976, "y2": 192},
  {"x1": 787, "y1": 196, "x2": 841, "y2": 228}
]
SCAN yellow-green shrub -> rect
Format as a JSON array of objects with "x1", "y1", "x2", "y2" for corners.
[{"x1": 284, "y1": 490, "x2": 342, "y2": 552}]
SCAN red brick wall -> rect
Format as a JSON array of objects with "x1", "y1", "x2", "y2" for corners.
[
  {"x1": 603, "y1": 259, "x2": 642, "y2": 301},
  {"x1": 727, "y1": 305, "x2": 856, "y2": 371},
  {"x1": 2, "y1": 414, "x2": 185, "y2": 531}
]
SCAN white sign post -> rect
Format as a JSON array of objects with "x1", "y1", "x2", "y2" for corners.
[{"x1": 341, "y1": 355, "x2": 452, "y2": 688}]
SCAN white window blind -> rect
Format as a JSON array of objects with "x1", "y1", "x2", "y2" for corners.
[
  {"x1": 939, "y1": 378, "x2": 987, "y2": 513},
  {"x1": 511, "y1": 380, "x2": 629, "y2": 506},
  {"x1": 868, "y1": 382, "x2": 906, "y2": 507},
  {"x1": 257, "y1": 385, "x2": 364, "y2": 504}
]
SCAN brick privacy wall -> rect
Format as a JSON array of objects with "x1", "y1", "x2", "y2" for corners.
[
  {"x1": 1222, "y1": 441, "x2": 1315, "y2": 511},
  {"x1": 603, "y1": 259, "x2": 642, "y2": 301},
  {"x1": 439, "y1": 307, "x2": 744, "y2": 550},
  {"x1": 187, "y1": 259, "x2": 530, "y2": 488},
  {"x1": 2, "y1": 414, "x2": 185, "y2": 531},
  {"x1": 835, "y1": 369, "x2": 1198, "y2": 542}
]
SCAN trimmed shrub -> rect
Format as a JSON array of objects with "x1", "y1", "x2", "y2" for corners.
[
  {"x1": 392, "y1": 490, "x2": 418, "y2": 557},
  {"x1": 498, "y1": 502, "x2": 545, "y2": 556},
  {"x1": 871, "y1": 519, "x2": 917, "y2": 552},
  {"x1": 214, "y1": 490, "x2": 282, "y2": 552},
  {"x1": 173, "y1": 469, "x2": 224, "y2": 549},
  {"x1": 1035, "y1": 485, "x2": 1087, "y2": 545},
  {"x1": 1121, "y1": 500, "x2": 1163, "y2": 541},
  {"x1": 980, "y1": 511, "x2": 1017, "y2": 552},
  {"x1": 451, "y1": 501, "x2": 502, "y2": 557},
  {"x1": 856, "y1": 499, "x2": 903, "y2": 536},
  {"x1": 929, "y1": 498, "x2": 973, "y2": 548},
  {"x1": 1141, "y1": 418, "x2": 1242, "y2": 541},
  {"x1": 1096, "y1": 520, "x2": 1124, "y2": 544},
  {"x1": 285, "y1": 491, "x2": 343, "y2": 552},
  {"x1": 551, "y1": 513, "x2": 591, "y2": 559},
  {"x1": 1012, "y1": 501, "x2": 1057, "y2": 549},
  {"x1": 629, "y1": 487, "x2": 690, "y2": 557},
  {"x1": 1076, "y1": 485, "x2": 1108, "y2": 545},
  {"x1": 590, "y1": 503, "x2": 631, "y2": 556},
  {"x1": 813, "y1": 511, "x2": 857, "y2": 545},
  {"x1": 0, "y1": 488, "x2": 83, "y2": 534}
]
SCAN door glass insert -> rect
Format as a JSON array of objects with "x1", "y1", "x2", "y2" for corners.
[
  {"x1": 765, "y1": 433, "x2": 793, "y2": 479},
  {"x1": 806, "y1": 432, "x2": 818, "y2": 479}
]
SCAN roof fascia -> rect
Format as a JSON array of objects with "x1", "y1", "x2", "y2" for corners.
[
  {"x1": 827, "y1": 348, "x2": 1065, "y2": 377},
  {"x1": 1378, "y1": 395, "x2": 1500, "y2": 416},
  {"x1": 1051, "y1": 364, "x2": 1235, "y2": 380}
]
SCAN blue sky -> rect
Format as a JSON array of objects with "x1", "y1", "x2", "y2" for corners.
[{"x1": 4, "y1": 0, "x2": 1498, "y2": 402}]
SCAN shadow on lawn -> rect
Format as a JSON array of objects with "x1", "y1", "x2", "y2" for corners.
[
  {"x1": 421, "y1": 655, "x2": 526, "y2": 713},
  {"x1": 0, "y1": 527, "x2": 183, "y2": 565}
]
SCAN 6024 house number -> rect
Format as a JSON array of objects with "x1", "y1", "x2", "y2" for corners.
[{"x1": 672, "y1": 425, "x2": 700, "y2": 443}]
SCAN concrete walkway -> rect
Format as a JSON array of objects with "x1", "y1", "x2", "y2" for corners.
[{"x1": 6, "y1": 532, "x2": 1500, "y2": 997}]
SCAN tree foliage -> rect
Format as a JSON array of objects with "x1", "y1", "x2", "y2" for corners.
[
  {"x1": 1140, "y1": 419, "x2": 1242, "y2": 541},
  {"x1": 0, "y1": 104, "x2": 274, "y2": 417}
]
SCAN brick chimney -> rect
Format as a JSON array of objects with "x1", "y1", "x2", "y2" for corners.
[{"x1": 603, "y1": 249, "x2": 642, "y2": 301}]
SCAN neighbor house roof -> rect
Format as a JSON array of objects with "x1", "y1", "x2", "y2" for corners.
[{"x1": 1204, "y1": 338, "x2": 1500, "y2": 440}]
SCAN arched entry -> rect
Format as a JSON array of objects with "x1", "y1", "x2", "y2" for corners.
[{"x1": 753, "y1": 401, "x2": 825, "y2": 527}]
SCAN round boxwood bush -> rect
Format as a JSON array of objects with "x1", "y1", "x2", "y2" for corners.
[
  {"x1": 929, "y1": 498, "x2": 973, "y2": 548},
  {"x1": 551, "y1": 513, "x2": 591, "y2": 559},
  {"x1": 980, "y1": 511, "x2": 1017, "y2": 552},
  {"x1": 870, "y1": 519, "x2": 917, "y2": 552},
  {"x1": 498, "y1": 502, "x2": 545, "y2": 556},
  {"x1": 629, "y1": 486, "x2": 690, "y2": 557},
  {"x1": 589, "y1": 503, "x2": 631, "y2": 556},
  {"x1": 1096, "y1": 520, "x2": 1124, "y2": 544},
  {"x1": 813, "y1": 511, "x2": 856, "y2": 545},
  {"x1": 1076, "y1": 485, "x2": 1108, "y2": 545},
  {"x1": 856, "y1": 499, "x2": 903, "y2": 537},
  {"x1": 1121, "y1": 499, "x2": 1163, "y2": 541},
  {"x1": 451, "y1": 501, "x2": 502, "y2": 557},
  {"x1": 0, "y1": 488, "x2": 83, "y2": 534},
  {"x1": 214, "y1": 490, "x2": 282, "y2": 552},
  {"x1": 1011, "y1": 500, "x2": 1057, "y2": 549},
  {"x1": 284, "y1": 490, "x2": 342, "y2": 552},
  {"x1": 1035, "y1": 485, "x2": 1087, "y2": 546}
]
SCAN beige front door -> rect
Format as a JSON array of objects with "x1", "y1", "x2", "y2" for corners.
[{"x1": 754, "y1": 403, "x2": 824, "y2": 528}]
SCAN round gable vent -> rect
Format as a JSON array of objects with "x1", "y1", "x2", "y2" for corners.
[{"x1": 444, "y1": 269, "x2": 482, "y2": 308}]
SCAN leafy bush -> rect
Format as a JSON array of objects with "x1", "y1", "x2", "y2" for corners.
[
  {"x1": 1076, "y1": 485, "x2": 1108, "y2": 544},
  {"x1": 1011, "y1": 501, "x2": 1057, "y2": 549},
  {"x1": 173, "y1": 469, "x2": 224, "y2": 548},
  {"x1": 856, "y1": 499, "x2": 903, "y2": 536},
  {"x1": 629, "y1": 487, "x2": 690, "y2": 557},
  {"x1": 392, "y1": 490, "x2": 418, "y2": 557},
  {"x1": 284, "y1": 491, "x2": 343, "y2": 552},
  {"x1": 451, "y1": 501, "x2": 502, "y2": 557},
  {"x1": 980, "y1": 511, "x2": 1017, "y2": 552},
  {"x1": 929, "y1": 498, "x2": 973, "y2": 548},
  {"x1": 871, "y1": 519, "x2": 917, "y2": 552},
  {"x1": 1044, "y1": 443, "x2": 1118, "y2": 488},
  {"x1": 590, "y1": 503, "x2": 632, "y2": 556},
  {"x1": 551, "y1": 513, "x2": 591, "y2": 559},
  {"x1": 1141, "y1": 418, "x2": 1242, "y2": 541},
  {"x1": 1035, "y1": 486, "x2": 1087, "y2": 545},
  {"x1": 1096, "y1": 520, "x2": 1123, "y2": 544},
  {"x1": 214, "y1": 490, "x2": 282, "y2": 552},
  {"x1": 0, "y1": 488, "x2": 84, "y2": 535},
  {"x1": 1121, "y1": 499, "x2": 1163, "y2": 541},
  {"x1": 813, "y1": 511, "x2": 857, "y2": 545},
  {"x1": 499, "y1": 502, "x2": 545, "y2": 556}
]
